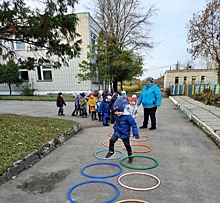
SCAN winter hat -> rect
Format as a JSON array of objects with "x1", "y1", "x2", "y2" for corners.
[
  {"x1": 80, "y1": 92, "x2": 85, "y2": 97},
  {"x1": 88, "y1": 92, "x2": 94, "y2": 97},
  {"x1": 113, "y1": 98, "x2": 124, "y2": 112},
  {"x1": 107, "y1": 91, "x2": 112, "y2": 96},
  {"x1": 146, "y1": 77, "x2": 153, "y2": 83},
  {"x1": 113, "y1": 92, "x2": 119, "y2": 98},
  {"x1": 58, "y1": 92, "x2": 62, "y2": 96},
  {"x1": 131, "y1": 97, "x2": 137, "y2": 103},
  {"x1": 121, "y1": 90, "x2": 126, "y2": 94}
]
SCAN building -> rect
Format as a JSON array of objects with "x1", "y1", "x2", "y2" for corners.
[
  {"x1": 164, "y1": 69, "x2": 218, "y2": 89},
  {"x1": 0, "y1": 12, "x2": 102, "y2": 95}
]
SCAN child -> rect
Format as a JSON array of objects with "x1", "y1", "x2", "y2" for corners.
[
  {"x1": 79, "y1": 92, "x2": 88, "y2": 118},
  {"x1": 110, "y1": 92, "x2": 119, "y2": 124},
  {"x1": 56, "y1": 92, "x2": 66, "y2": 116},
  {"x1": 72, "y1": 94, "x2": 81, "y2": 116},
  {"x1": 126, "y1": 96, "x2": 138, "y2": 119},
  {"x1": 95, "y1": 97, "x2": 102, "y2": 121},
  {"x1": 100, "y1": 95, "x2": 111, "y2": 126},
  {"x1": 121, "y1": 90, "x2": 130, "y2": 108},
  {"x1": 105, "y1": 98, "x2": 139, "y2": 163},
  {"x1": 88, "y1": 93, "x2": 98, "y2": 121}
]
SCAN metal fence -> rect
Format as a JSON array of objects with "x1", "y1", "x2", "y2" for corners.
[{"x1": 170, "y1": 84, "x2": 220, "y2": 96}]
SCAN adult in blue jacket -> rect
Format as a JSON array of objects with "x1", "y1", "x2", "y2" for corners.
[
  {"x1": 137, "y1": 77, "x2": 162, "y2": 130},
  {"x1": 105, "y1": 98, "x2": 139, "y2": 163}
]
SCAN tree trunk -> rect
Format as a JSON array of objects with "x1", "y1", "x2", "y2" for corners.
[
  {"x1": 8, "y1": 83, "x2": 12, "y2": 95},
  {"x1": 113, "y1": 80, "x2": 118, "y2": 92}
]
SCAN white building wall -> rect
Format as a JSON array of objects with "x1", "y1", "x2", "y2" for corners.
[
  {"x1": 0, "y1": 12, "x2": 101, "y2": 95},
  {"x1": 164, "y1": 69, "x2": 218, "y2": 89}
]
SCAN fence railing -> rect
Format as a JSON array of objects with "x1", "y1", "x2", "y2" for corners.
[{"x1": 170, "y1": 84, "x2": 220, "y2": 96}]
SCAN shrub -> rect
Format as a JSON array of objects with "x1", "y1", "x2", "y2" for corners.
[{"x1": 21, "y1": 83, "x2": 35, "y2": 96}]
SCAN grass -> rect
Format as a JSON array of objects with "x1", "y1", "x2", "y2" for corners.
[
  {"x1": 0, "y1": 91, "x2": 140, "y2": 176},
  {"x1": 0, "y1": 114, "x2": 78, "y2": 175},
  {"x1": 0, "y1": 95, "x2": 74, "y2": 101}
]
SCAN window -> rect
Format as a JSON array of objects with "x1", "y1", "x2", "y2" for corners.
[
  {"x1": 36, "y1": 65, "x2": 52, "y2": 81},
  {"x1": 183, "y1": 76, "x2": 187, "y2": 84},
  {"x1": 192, "y1": 76, "x2": 196, "y2": 84},
  {"x1": 201, "y1": 76, "x2": 205, "y2": 83},
  {"x1": 10, "y1": 41, "x2": 25, "y2": 50},
  {"x1": 91, "y1": 32, "x2": 97, "y2": 46},
  {"x1": 175, "y1": 77, "x2": 179, "y2": 84},
  {"x1": 20, "y1": 71, "x2": 29, "y2": 81}
]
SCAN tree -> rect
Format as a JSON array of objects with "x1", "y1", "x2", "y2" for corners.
[
  {"x1": 186, "y1": 0, "x2": 220, "y2": 84},
  {"x1": 77, "y1": 31, "x2": 143, "y2": 92},
  {"x1": 0, "y1": 61, "x2": 23, "y2": 95},
  {"x1": 0, "y1": 0, "x2": 81, "y2": 69},
  {"x1": 91, "y1": 0, "x2": 157, "y2": 53}
]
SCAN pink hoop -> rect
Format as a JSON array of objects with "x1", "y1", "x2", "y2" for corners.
[
  {"x1": 115, "y1": 199, "x2": 149, "y2": 203},
  {"x1": 118, "y1": 171, "x2": 160, "y2": 191}
]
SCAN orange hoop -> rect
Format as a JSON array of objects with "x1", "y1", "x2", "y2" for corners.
[
  {"x1": 102, "y1": 140, "x2": 124, "y2": 148},
  {"x1": 115, "y1": 199, "x2": 149, "y2": 203},
  {"x1": 124, "y1": 144, "x2": 152, "y2": 153},
  {"x1": 108, "y1": 132, "x2": 151, "y2": 142},
  {"x1": 130, "y1": 134, "x2": 151, "y2": 142}
]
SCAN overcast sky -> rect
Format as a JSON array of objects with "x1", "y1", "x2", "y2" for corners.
[{"x1": 74, "y1": 0, "x2": 208, "y2": 79}]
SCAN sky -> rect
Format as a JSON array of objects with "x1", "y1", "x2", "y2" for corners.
[{"x1": 74, "y1": 0, "x2": 208, "y2": 79}]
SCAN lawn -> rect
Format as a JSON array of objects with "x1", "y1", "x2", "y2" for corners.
[{"x1": 0, "y1": 114, "x2": 79, "y2": 175}]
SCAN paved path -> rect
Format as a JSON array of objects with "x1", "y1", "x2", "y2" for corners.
[
  {"x1": 170, "y1": 96, "x2": 220, "y2": 147},
  {"x1": 0, "y1": 97, "x2": 219, "y2": 203}
]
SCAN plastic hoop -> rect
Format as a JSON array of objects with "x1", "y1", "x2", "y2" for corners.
[
  {"x1": 108, "y1": 132, "x2": 151, "y2": 142},
  {"x1": 102, "y1": 139, "x2": 124, "y2": 148},
  {"x1": 120, "y1": 155, "x2": 159, "y2": 170},
  {"x1": 130, "y1": 134, "x2": 151, "y2": 142},
  {"x1": 67, "y1": 180, "x2": 120, "y2": 203},
  {"x1": 118, "y1": 171, "x2": 160, "y2": 191},
  {"x1": 124, "y1": 144, "x2": 152, "y2": 153},
  {"x1": 115, "y1": 199, "x2": 149, "y2": 203},
  {"x1": 81, "y1": 162, "x2": 122, "y2": 179},
  {"x1": 94, "y1": 149, "x2": 124, "y2": 160}
]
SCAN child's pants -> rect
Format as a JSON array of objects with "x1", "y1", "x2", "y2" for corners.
[
  {"x1": 109, "y1": 133, "x2": 132, "y2": 156},
  {"x1": 102, "y1": 113, "x2": 109, "y2": 125}
]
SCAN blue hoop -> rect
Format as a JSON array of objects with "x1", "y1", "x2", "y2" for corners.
[
  {"x1": 94, "y1": 149, "x2": 124, "y2": 160},
  {"x1": 67, "y1": 180, "x2": 120, "y2": 203},
  {"x1": 81, "y1": 162, "x2": 122, "y2": 179}
]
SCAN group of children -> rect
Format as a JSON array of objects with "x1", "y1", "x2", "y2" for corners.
[
  {"x1": 56, "y1": 90, "x2": 139, "y2": 124},
  {"x1": 56, "y1": 90, "x2": 140, "y2": 163}
]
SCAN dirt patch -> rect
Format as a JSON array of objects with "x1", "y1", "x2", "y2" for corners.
[{"x1": 17, "y1": 170, "x2": 70, "y2": 194}]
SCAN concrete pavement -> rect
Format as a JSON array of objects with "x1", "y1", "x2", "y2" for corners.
[
  {"x1": 0, "y1": 97, "x2": 220, "y2": 203},
  {"x1": 169, "y1": 96, "x2": 220, "y2": 148}
]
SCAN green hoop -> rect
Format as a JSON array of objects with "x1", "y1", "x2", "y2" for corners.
[{"x1": 120, "y1": 155, "x2": 159, "y2": 170}]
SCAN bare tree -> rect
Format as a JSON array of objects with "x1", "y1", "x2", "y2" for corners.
[
  {"x1": 186, "y1": 0, "x2": 220, "y2": 84},
  {"x1": 89, "y1": 0, "x2": 157, "y2": 53}
]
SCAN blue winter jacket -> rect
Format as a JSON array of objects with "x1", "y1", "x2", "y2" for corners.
[
  {"x1": 113, "y1": 110, "x2": 139, "y2": 139},
  {"x1": 137, "y1": 84, "x2": 162, "y2": 108}
]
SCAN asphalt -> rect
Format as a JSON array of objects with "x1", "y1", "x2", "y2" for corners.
[{"x1": 0, "y1": 96, "x2": 220, "y2": 203}]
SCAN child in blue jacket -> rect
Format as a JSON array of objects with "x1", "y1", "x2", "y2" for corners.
[{"x1": 105, "y1": 98, "x2": 139, "y2": 163}]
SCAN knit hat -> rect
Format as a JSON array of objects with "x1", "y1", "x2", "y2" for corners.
[
  {"x1": 80, "y1": 92, "x2": 85, "y2": 97},
  {"x1": 113, "y1": 98, "x2": 124, "y2": 112},
  {"x1": 131, "y1": 97, "x2": 137, "y2": 103},
  {"x1": 131, "y1": 94, "x2": 137, "y2": 103},
  {"x1": 88, "y1": 93, "x2": 93, "y2": 97},
  {"x1": 146, "y1": 77, "x2": 153, "y2": 83},
  {"x1": 113, "y1": 92, "x2": 119, "y2": 98}
]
